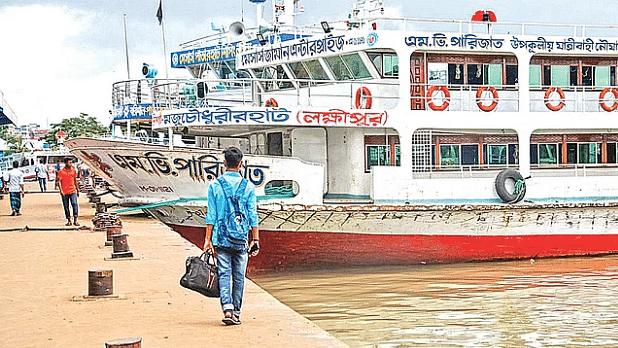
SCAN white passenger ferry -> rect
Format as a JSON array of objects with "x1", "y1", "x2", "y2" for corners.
[{"x1": 67, "y1": 0, "x2": 618, "y2": 273}]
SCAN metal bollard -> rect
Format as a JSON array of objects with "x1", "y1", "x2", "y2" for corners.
[
  {"x1": 105, "y1": 337, "x2": 142, "y2": 348},
  {"x1": 88, "y1": 269, "x2": 113, "y2": 296},
  {"x1": 111, "y1": 234, "x2": 133, "y2": 259}
]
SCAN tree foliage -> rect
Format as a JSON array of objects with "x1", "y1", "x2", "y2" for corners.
[
  {"x1": 45, "y1": 113, "x2": 109, "y2": 148},
  {"x1": 0, "y1": 125, "x2": 23, "y2": 154}
]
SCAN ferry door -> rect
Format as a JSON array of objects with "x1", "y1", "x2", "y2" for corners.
[{"x1": 410, "y1": 53, "x2": 426, "y2": 110}]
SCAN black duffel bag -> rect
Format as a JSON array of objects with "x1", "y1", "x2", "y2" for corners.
[{"x1": 180, "y1": 251, "x2": 220, "y2": 298}]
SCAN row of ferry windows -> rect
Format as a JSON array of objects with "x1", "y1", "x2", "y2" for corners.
[
  {"x1": 252, "y1": 52, "x2": 399, "y2": 90},
  {"x1": 366, "y1": 142, "x2": 617, "y2": 170},
  {"x1": 439, "y1": 142, "x2": 611, "y2": 166},
  {"x1": 426, "y1": 63, "x2": 618, "y2": 87}
]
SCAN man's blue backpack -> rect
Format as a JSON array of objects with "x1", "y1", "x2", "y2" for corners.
[{"x1": 217, "y1": 177, "x2": 250, "y2": 249}]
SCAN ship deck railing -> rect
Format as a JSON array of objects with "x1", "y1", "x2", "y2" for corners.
[
  {"x1": 150, "y1": 78, "x2": 400, "y2": 110},
  {"x1": 409, "y1": 163, "x2": 618, "y2": 179}
]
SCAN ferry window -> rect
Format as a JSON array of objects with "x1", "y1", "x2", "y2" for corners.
[
  {"x1": 538, "y1": 143, "x2": 558, "y2": 165},
  {"x1": 487, "y1": 144, "x2": 507, "y2": 165},
  {"x1": 543, "y1": 66, "x2": 551, "y2": 86},
  {"x1": 448, "y1": 64, "x2": 464, "y2": 85},
  {"x1": 368, "y1": 53, "x2": 382, "y2": 75},
  {"x1": 264, "y1": 180, "x2": 299, "y2": 198},
  {"x1": 467, "y1": 64, "x2": 483, "y2": 85},
  {"x1": 341, "y1": 53, "x2": 371, "y2": 79},
  {"x1": 595, "y1": 66, "x2": 610, "y2": 87},
  {"x1": 566, "y1": 143, "x2": 577, "y2": 163},
  {"x1": 366, "y1": 145, "x2": 390, "y2": 169},
  {"x1": 325, "y1": 56, "x2": 353, "y2": 80},
  {"x1": 611, "y1": 66, "x2": 616, "y2": 86},
  {"x1": 383, "y1": 54, "x2": 398, "y2": 77},
  {"x1": 288, "y1": 62, "x2": 310, "y2": 86},
  {"x1": 608, "y1": 143, "x2": 617, "y2": 163},
  {"x1": 303, "y1": 59, "x2": 329, "y2": 80},
  {"x1": 582, "y1": 66, "x2": 594, "y2": 86},
  {"x1": 428, "y1": 63, "x2": 448, "y2": 85},
  {"x1": 530, "y1": 144, "x2": 538, "y2": 164},
  {"x1": 368, "y1": 52, "x2": 398, "y2": 78},
  {"x1": 578, "y1": 143, "x2": 598, "y2": 164},
  {"x1": 551, "y1": 65, "x2": 570, "y2": 87},
  {"x1": 570, "y1": 66, "x2": 578, "y2": 86},
  {"x1": 506, "y1": 65, "x2": 518, "y2": 85},
  {"x1": 509, "y1": 144, "x2": 519, "y2": 164},
  {"x1": 461, "y1": 145, "x2": 479, "y2": 166},
  {"x1": 395, "y1": 145, "x2": 401, "y2": 166},
  {"x1": 485, "y1": 64, "x2": 502, "y2": 86},
  {"x1": 529, "y1": 65, "x2": 541, "y2": 87},
  {"x1": 440, "y1": 144, "x2": 460, "y2": 166}
]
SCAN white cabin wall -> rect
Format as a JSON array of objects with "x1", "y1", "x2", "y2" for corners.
[
  {"x1": 326, "y1": 128, "x2": 371, "y2": 197},
  {"x1": 291, "y1": 128, "x2": 328, "y2": 193}
]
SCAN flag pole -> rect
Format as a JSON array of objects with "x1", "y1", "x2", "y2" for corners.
[
  {"x1": 123, "y1": 13, "x2": 131, "y2": 80},
  {"x1": 159, "y1": 0, "x2": 170, "y2": 80}
]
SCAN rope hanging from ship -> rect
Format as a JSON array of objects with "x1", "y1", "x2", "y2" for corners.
[
  {"x1": 426, "y1": 85, "x2": 451, "y2": 111},
  {"x1": 476, "y1": 86, "x2": 499, "y2": 112},
  {"x1": 494, "y1": 169, "x2": 526, "y2": 204},
  {"x1": 355, "y1": 86, "x2": 372, "y2": 109},
  {"x1": 265, "y1": 98, "x2": 279, "y2": 107},
  {"x1": 544, "y1": 87, "x2": 566, "y2": 111},
  {"x1": 599, "y1": 88, "x2": 618, "y2": 112}
]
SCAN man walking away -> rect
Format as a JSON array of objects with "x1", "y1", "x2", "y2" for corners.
[
  {"x1": 5, "y1": 161, "x2": 25, "y2": 216},
  {"x1": 56, "y1": 157, "x2": 80, "y2": 226},
  {"x1": 34, "y1": 158, "x2": 49, "y2": 192},
  {"x1": 204, "y1": 146, "x2": 260, "y2": 326}
]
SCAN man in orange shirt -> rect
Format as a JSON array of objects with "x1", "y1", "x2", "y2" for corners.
[{"x1": 56, "y1": 157, "x2": 80, "y2": 226}]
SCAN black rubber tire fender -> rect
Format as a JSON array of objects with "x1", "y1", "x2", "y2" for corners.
[{"x1": 494, "y1": 169, "x2": 526, "y2": 203}]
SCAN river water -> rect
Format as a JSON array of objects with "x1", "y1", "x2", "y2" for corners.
[{"x1": 252, "y1": 255, "x2": 618, "y2": 348}]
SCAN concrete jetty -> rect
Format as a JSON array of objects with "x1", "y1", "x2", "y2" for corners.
[{"x1": 0, "y1": 184, "x2": 348, "y2": 348}]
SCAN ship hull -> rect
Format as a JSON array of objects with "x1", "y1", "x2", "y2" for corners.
[{"x1": 145, "y1": 202, "x2": 618, "y2": 274}]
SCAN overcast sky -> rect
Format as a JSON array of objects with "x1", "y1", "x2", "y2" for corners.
[{"x1": 1, "y1": 0, "x2": 618, "y2": 127}]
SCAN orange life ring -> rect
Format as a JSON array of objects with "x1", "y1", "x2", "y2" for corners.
[
  {"x1": 476, "y1": 86, "x2": 499, "y2": 112},
  {"x1": 355, "y1": 87, "x2": 372, "y2": 109},
  {"x1": 426, "y1": 85, "x2": 450, "y2": 111},
  {"x1": 265, "y1": 98, "x2": 278, "y2": 107},
  {"x1": 599, "y1": 88, "x2": 618, "y2": 112},
  {"x1": 544, "y1": 87, "x2": 566, "y2": 111}
]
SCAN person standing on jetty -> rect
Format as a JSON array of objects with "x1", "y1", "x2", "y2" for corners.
[
  {"x1": 5, "y1": 161, "x2": 25, "y2": 216},
  {"x1": 204, "y1": 146, "x2": 260, "y2": 326},
  {"x1": 34, "y1": 158, "x2": 49, "y2": 192},
  {"x1": 56, "y1": 157, "x2": 80, "y2": 226}
]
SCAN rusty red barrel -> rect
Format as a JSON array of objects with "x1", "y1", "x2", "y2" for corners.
[
  {"x1": 105, "y1": 337, "x2": 141, "y2": 348},
  {"x1": 112, "y1": 234, "x2": 129, "y2": 253},
  {"x1": 88, "y1": 269, "x2": 113, "y2": 296}
]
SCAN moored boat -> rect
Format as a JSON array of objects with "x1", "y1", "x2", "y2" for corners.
[{"x1": 70, "y1": 0, "x2": 618, "y2": 273}]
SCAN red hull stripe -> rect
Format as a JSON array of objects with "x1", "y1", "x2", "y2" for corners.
[{"x1": 167, "y1": 224, "x2": 618, "y2": 273}]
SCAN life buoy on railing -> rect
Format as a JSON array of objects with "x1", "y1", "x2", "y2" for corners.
[
  {"x1": 599, "y1": 88, "x2": 618, "y2": 112},
  {"x1": 355, "y1": 87, "x2": 372, "y2": 109},
  {"x1": 426, "y1": 85, "x2": 451, "y2": 111},
  {"x1": 265, "y1": 98, "x2": 278, "y2": 107},
  {"x1": 544, "y1": 87, "x2": 566, "y2": 111},
  {"x1": 494, "y1": 168, "x2": 526, "y2": 204},
  {"x1": 476, "y1": 86, "x2": 499, "y2": 112}
]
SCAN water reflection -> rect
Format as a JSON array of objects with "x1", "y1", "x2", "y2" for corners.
[{"x1": 252, "y1": 256, "x2": 618, "y2": 347}]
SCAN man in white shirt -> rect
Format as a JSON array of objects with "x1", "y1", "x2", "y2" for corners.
[
  {"x1": 34, "y1": 158, "x2": 49, "y2": 192},
  {"x1": 5, "y1": 161, "x2": 25, "y2": 216}
]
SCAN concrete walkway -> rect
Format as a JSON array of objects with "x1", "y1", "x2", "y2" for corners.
[{"x1": 0, "y1": 185, "x2": 348, "y2": 348}]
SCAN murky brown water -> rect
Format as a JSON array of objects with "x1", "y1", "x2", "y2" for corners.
[{"x1": 252, "y1": 256, "x2": 618, "y2": 348}]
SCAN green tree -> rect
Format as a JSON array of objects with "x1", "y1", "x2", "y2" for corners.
[
  {"x1": 45, "y1": 113, "x2": 109, "y2": 148},
  {"x1": 0, "y1": 125, "x2": 24, "y2": 154}
]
